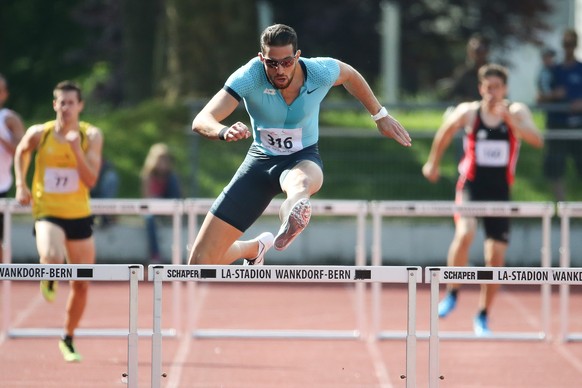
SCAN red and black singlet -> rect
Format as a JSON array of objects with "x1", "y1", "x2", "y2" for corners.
[{"x1": 456, "y1": 107, "x2": 520, "y2": 199}]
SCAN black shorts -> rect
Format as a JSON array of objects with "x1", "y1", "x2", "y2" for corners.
[
  {"x1": 458, "y1": 180, "x2": 510, "y2": 243},
  {"x1": 0, "y1": 191, "x2": 6, "y2": 240},
  {"x1": 34, "y1": 216, "x2": 95, "y2": 240},
  {"x1": 211, "y1": 143, "x2": 323, "y2": 232}
]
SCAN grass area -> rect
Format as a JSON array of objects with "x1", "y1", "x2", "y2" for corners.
[
  {"x1": 86, "y1": 101, "x2": 192, "y2": 198},
  {"x1": 77, "y1": 100, "x2": 579, "y2": 202}
]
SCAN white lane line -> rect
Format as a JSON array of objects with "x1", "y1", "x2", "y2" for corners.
[
  {"x1": 365, "y1": 337, "x2": 394, "y2": 388},
  {"x1": 347, "y1": 284, "x2": 394, "y2": 388},
  {"x1": 165, "y1": 282, "x2": 209, "y2": 388},
  {"x1": 0, "y1": 284, "x2": 44, "y2": 346},
  {"x1": 502, "y1": 287, "x2": 540, "y2": 329},
  {"x1": 553, "y1": 342, "x2": 582, "y2": 374}
]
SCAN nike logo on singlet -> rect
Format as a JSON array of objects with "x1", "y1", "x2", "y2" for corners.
[{"x1": 306, "y1": 88, "x2": 319, "y2": 94}]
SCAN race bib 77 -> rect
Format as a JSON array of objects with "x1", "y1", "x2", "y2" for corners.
[{"x1": 43, "y1": 167, "x2": 80, "y2": 193}]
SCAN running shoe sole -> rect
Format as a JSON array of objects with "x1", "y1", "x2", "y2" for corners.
[
  {"x1": 40, "y1": 280, "x2": 57, "y2": 303},
  {"x1": 437, "y1": 293, "x2": 457, "y2": 318},
  {"x1": 274, "y1": 198, "x2": 311, "y2": 251},
  {"x1": 59, "y1": 340, "x2": 82, "y2": 362},
  {"x1": 473, "y1": 314, "x2": 492, "y2": 337}
]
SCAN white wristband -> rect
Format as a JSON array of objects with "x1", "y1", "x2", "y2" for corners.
[{"x1": 371, "y1": 106, "x2": 389, "y2": 121}]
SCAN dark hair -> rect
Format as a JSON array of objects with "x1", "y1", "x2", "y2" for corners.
[
  {"x1": 468, "y1": 33, "x2": 491, "y2": 49},
  {"x1": 260, "y1": 24, "x2": 298, "y2": 54},
  {"x1": 563, "y1": 28, "x2": 578, "y2": 46},
  {"x1": 478, "y1": 64, "x2": 508, "y2": 84},
  {"x1": 53, "y1": 80, "x2": 83, "y2": 101}
]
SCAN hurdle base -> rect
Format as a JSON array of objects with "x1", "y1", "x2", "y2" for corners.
[
  {"x1": 192, "y1": 329, "x2": 361, "y2": 340},
  {"x1": 562, "y1": 333, "x2": 582, "y2": 342},
  {"x1": 377, "y1": 330, "x2": 421, "y2": 340},
  {"x1": 377, "y1": 330, "x2": 546, "y2": 341},
  {"x1": 8, "y1": 328, "x2": 177, "y2": 338}
]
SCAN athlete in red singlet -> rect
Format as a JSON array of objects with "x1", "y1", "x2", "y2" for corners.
[{"x1": 422, "y1": 64, "x2": 544, "y2": 335}]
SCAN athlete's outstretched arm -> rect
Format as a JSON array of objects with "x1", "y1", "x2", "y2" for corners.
[
  {"x1": 14, "y1": 125, "x2": 43, "y2": 205},
  {"x1": 422, "y1": 103, "x2": 472, "y2": 183},
  {"x1": 192, "y1": 89, "x2": 251, "y2": 142},
  {"x1": 334, "y1": 60, "x2": 411, "y2": 147}
]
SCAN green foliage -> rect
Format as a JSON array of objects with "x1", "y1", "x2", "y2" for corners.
[
  {"x1": 85, "y1": 100, "x2": 191, "y2": 198},
  {"x1": 0, "y1": 0, "x2": 94, "y2": 117},
  {"x1": 85, "y1": 102, "x2": 572, "y2": 202}
]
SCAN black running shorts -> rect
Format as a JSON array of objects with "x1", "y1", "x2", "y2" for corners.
[
  {"x1": 34, "y1": 216, "x2": 95, "y2": 240},
  {"x1": 211, "y1": 143, "x2": 323, "y2": 232},
  {"x1": 458, "y1": 180, "x2": 510, "y2": 243}
]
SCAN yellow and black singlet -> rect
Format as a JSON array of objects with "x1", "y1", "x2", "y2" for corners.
[{"x1": 32, "y1": 120, "x2": 92, "y2": 219}]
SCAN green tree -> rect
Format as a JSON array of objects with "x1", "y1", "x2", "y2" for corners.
[
  {"x1": 270, "y1": 0, "x2": 554, "y2": 94},
  {"x1": 156, "y1": 0, "x2": 258, "y2": 102},
  {"x1": 0, "y1": 0, "x2": 556, "y2": 112},
  {"x1": 0, "y1": 0, "x2": 93, "y2": 118},
  {"x1": 120, "y1": 0, "x2": 161, "y2": 105}
]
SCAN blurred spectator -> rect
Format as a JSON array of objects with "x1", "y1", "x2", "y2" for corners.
[
  {"x1": 140, "y1": 143, "x2": 181, "y2": 263},
  {"x1": 537, "y1": 47, "x2": 557, "y2": 95},
  {"x1": 0, "y1": 74, "x2": 25, "y2": 263},
  {"x1": 536, "y1": 47, "x2": 560, "y2": 132},
  {"x1": 90, "y1": 158, "x2": 119, "y2": 228},
  {"x1": 538, "y1": 29, "x2": 582, "y2": 201},
  {"x1": 439, "y1": 33, "x2": 491, "y2": 103}
]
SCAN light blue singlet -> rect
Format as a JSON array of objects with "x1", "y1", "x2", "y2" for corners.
[{"x1": 224, "y1": 57, "x2": 340, "y2": 156}]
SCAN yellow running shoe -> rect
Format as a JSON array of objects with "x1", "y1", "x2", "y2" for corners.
[
  {"x1": 40, "y1": 280, "x2": 57, "y2": 303},
  {"x1": 59, "y1": 338, "x2": 82, "y2": 362}
]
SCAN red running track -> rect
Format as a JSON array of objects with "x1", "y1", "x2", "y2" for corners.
[{"x1": 1, "y1": 280, "x2": 582, "y2": 387}]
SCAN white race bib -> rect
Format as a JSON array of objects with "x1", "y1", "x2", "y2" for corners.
[
  {"x1": 259, "y1": 127, "x2": 303, "y2": 155},
  {"x1": 43, "y1": 167, "x2": 80, "y2": 193},
  {"x1": 475, "y1": 140, "x2": 509, "y2": 167}
]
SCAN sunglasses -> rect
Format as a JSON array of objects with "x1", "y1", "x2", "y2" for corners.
[{"x1": 263, "y1": 55, "x2": 296, "y2": 69}]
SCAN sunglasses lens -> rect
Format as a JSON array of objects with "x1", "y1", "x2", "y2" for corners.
[
  {"x1": 264, "y1": 56, "x2": 295, "y2": 68},
  {"x1": 265, "y1": 59, "x2": 278, "y2": 68},
  {"x1": 281, "y1": 59, "x2": 294, "y2": 67}
]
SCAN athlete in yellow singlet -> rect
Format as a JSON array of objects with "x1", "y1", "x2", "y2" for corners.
[{"x1": 14, "y1": 81, "x2": 103, "y2": 362}]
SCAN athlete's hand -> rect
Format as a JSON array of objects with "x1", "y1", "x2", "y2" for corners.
[
  {"x1": 15, "y1": 185, "x2": 32, "y2": 206},
  {"x1": 490, "y1": 100, "x2": 511, "y2": 120},
  {"x1": 65, "y1": 131, "x2": 83, "y2": 153},
  {"x1": 377, "y1": 115, "x2": 412, "y2": 147},
  {"x1": 223, "y1": 122, "x2": 252, "y2": 142},
  {"x1": 422, "y1": 162, "x2": 440, "y2": 183}
]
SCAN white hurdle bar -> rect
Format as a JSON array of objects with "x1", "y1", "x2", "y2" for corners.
[
  {"x1": 183, "y1": 198, "x2": 369, "y2": 339},
  {"x1": 0, "y1": 198, "x2": 181, "y2": 337},
  {"x1": 0, "y1": 264, "x2": 143, "y2": 388},
  {"x1": 370, "y1": 201, "x2": 555, "y2": 340},
  {"x1": 148, "y1": 264, "x2": 420, "y2": 388},
  {"x1": 427, "y1": 266, "x2": 582, "y2": 387},
  {"x1": 557, "y1": 202, "x2": 582, "y2": 342}
]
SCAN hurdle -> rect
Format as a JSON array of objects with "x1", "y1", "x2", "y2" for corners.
[
  {"x1": 370, "y1": 200, "x2": 554, "y2": 340},
  {"x1": 557, "y1": 202, "x2": 582, "y2": 342},
  {"x1": 149, "y1": 264, "x2": 421, "y2": 388},
  {"x1": 0, "y1": 198, "x2": 181, "y2": 337},
  {"x1": 427, "y1": 266, "x2": 582, "y2": 387},
  {"x1": 0, "y1": 263, "x2": 143, "y2": 388},
  {"x1": 183, "y1": 198, "x2": 369, "y2": 339}
]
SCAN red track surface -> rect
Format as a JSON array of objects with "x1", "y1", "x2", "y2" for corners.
[{"x1": 2, "y1": 280, "x2": 582, "y2": 387}]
